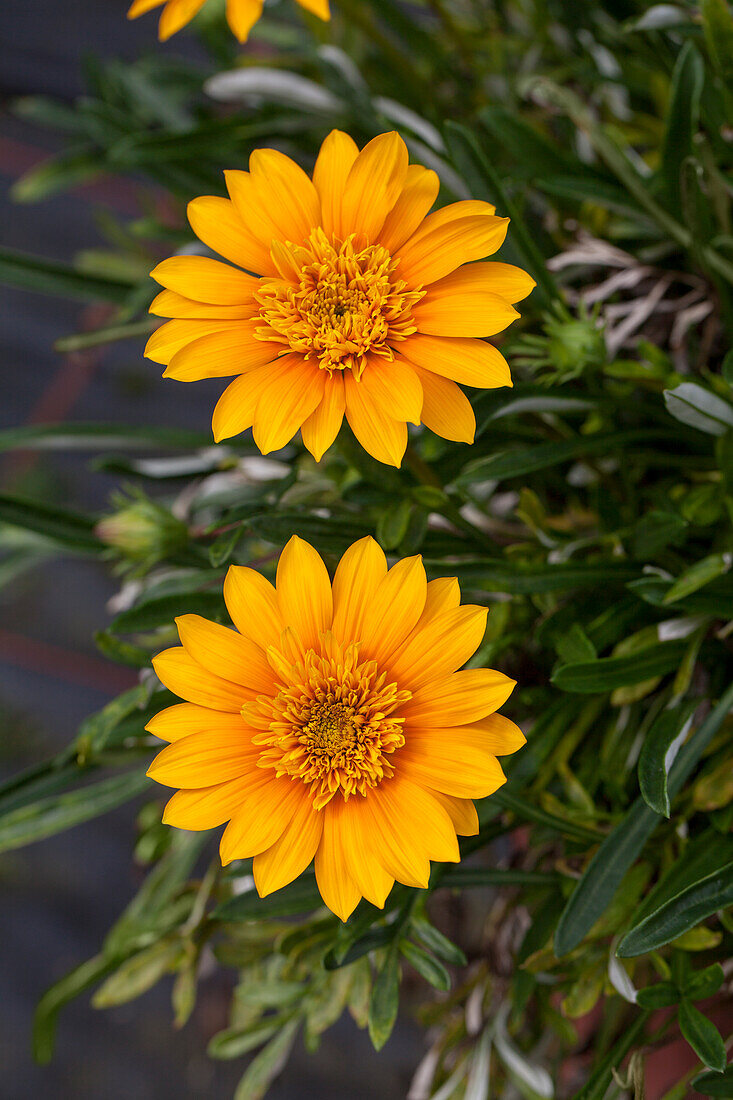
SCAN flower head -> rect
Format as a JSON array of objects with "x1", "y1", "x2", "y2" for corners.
[
  {"x1": 146, "y1": 535, "x2": 524, "y2": 920},
  {"x1": 145, "y1": 131, "x2": 535, "y2": 467},
  {"x1": 127, "y1": 0, "x2": 330, "y2": 43}
]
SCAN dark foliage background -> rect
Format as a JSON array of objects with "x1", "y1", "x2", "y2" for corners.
[{"x1": 1, "y1": 1, "x2": 732, "y2": 1097}]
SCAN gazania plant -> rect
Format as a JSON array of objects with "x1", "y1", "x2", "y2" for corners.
[
  {"x1": 147, "y1": 536, "x2": 521, "y2": 919},
  {"x1": 145, "y1": 130, "x2": 532, "y2": 466},
  {"x1": 3, "y1": 1, "x2": 733, "y2": 1098}
]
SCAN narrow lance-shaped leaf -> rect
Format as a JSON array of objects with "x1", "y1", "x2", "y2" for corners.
[
  {"x1": 678, "y1": 1000, "x2": 727, "y2": 1073},
  {"x1": 617, "y1": 860, "x2": 733, "y2": 956},
  {"x1": 555, "y1": 683, "x2": 733, "y2": 956},
  {"x1": 0, "y1": 771, "x2": 149, "y2": 854},
  {"x1": 638, "y1": 701, "x2": 697, "y2": 816}
]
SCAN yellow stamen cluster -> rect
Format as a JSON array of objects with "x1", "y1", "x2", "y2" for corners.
[
  {"x1": 254, "y1": 228, "x2": 424, "y2": 377},
  {"x1": 245, "y1": 635, "x2": 411, "y2": 809}
]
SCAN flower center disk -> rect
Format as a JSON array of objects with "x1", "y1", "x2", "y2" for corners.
[
  {"x1": 254, "y1": 228, "x2": 424, "y2": 376},
  {"x1": 244, "y1": 636, "x2": 411, "y2": 809}
]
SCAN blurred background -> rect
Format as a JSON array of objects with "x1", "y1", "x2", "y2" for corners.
[{"x1": 1, "y1": 2, "x2": 416, "y2": 1095}]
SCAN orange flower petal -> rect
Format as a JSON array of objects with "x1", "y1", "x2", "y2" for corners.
[
  {"x1": 313, "y1": 129, "x2": 359, "y2": 240},
  {"x1": 358, "y1": 356, "x2": 423, "y2": 426},
  {"x1": 252, "y1": 355, "x2": 326, "y2": 454},
  {"x1": 211, "y1": 361, "x2": 281, "y2": 443},
  {"x1": 397, "y1": 215, "x2": 509, "y2": 286},
  {"x1": 162, "y1": 775, "x2": 254, "y2": 829},
  {"x1": 165, "y1": 323, "x2": 277, "y2": 381},
  {"x1": 296, "y1": 0, "x2": 330, "y2": 17},
  {"x1": 150, "y1": 289, "x2": 257, "y2": 320},
  {"x1": 344, "y1": 372, "x2": 408, "y2": 467},
  {"x1": 359, "y1": 555, "x2": 427, "y2": 664},
  {"x1": 158, "y1": 0, "x2": 206, "y2": 39},
  {"x1": 414, "y1": 276, "x2": 520, "y2": 338},
  {"x1": 128, "y1": 0, "x2": 165, "y2": 18},
  {"x1": 253, "y1": 796, "x2": 324, "y2": 896},
  {"x1": 411, "y1": 365, "x2": 476, "y2": 444},
  {"x1": 145, "y1": 319, "x2": 242, "y2": 367},
  {"x1": 150, "y1": 255, "x2": 258, "y2": 305},
  {"x1": 147, "y1": 728, "x2": 257, "y2": 788},
  {"x1": 219, "y1": 773, "x2": 304, "y2": 862},
  {"x1": 378, "y1": 164, "x2": 440, "y2": 253},
  {"x1": 224, "y1": 565, "x2": 284, "y2": 650},
  {"x1": 152, "y1": 647, "x2": 249, "y2": 711},
  {"x1": 331, "y1": 536, "x2": 387, "y2": 645},
  {"x1": 400, "y1": 334, "x2": 512, "y2": 389},
  {"x1": 249, "y1": 148, "x2": 322, "y2": 245},
  {"x1": 399, "y1": 737, "x2": 507, "y2": 799},
  {"x1": 175, "y1": 614, "x2": 275, "y2": 694},
  {"x1": 402, "y1": 668, "x2": 516, "y2": 727},
  {"x1": 315, "y1": 805, "x2": 365, "y2": 921},
  {"x1": 276, "y1": 535, "x2": 333, "y2": 650},
  {"x1": 325, "y1": 797, "x2": 394, "y2": 908},
  {"x1": 146, "y1": 703, "x2": 249, "y2": 743},
  {"x1": 226, "y1": 0, "x2": 264, "y2": 41},
  {"x1": 432, "y1": 791, "x2": 479, "y2": 836},
  {"x1": 341, "y1": 131, "x2": 409, "y2": 242},
  {"x1": 301, "y1": 373, "x2": 346, "y2": 462},
  {"x1": 387, "y1": 605, "x2": 487, "y2": 689},
  {"x1": 417, "y1": 578, "x2": 461, "y2": 628},
  {"x1": 189, "y1": 196, "x2": 277, "y2": 278}
]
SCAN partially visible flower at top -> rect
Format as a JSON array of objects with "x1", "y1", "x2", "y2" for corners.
[
  {"x1": 145, "y1": 130, "x2": 535, "y2": 467},
  {"x1": 127, "y1": 0, "x2": 330, "y2": 42},
  {"x1": 95, "y1": 489, "x2": 188, "y2": 574},
  {"x1": 146, "y1": 535, "x2": 524, "y2": 920}
]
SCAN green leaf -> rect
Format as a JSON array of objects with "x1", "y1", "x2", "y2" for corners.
[
  {"x1": 663, "y1": 554, "x2": 731, "y2": 604},
  {"x1": 33, "y1": 954, "x2": 119, "y2": 1064},
  {"x1": 0, "y1": 492, "x2": 101, "y2": 554},
  {"x1": 491, "y1": 788, "x2": 604, "y2": 843},
  {"x1": 92, "y1": 940, "x2": 181, "y2": 1007},
  {"x1": 555, "y1": 683, "x2": 733, "y2": 956},
  {"x1": 0, "y1": 771, "x2": 149, "y2": 854},
  {"x1": 214, "y1": 876, "x2": 324, "y2": 921},
  {"x1": 664, "y1": 384, "x2": 733, "y2": 436},
  {"x1": 678, "y1": 1000, "x2": 727, "y2": 1073},
  {"x1": 376, "y1": 498, "x2": 413, "y2": 550},
  {"x1": 617, "y1": 859, "x2": 733, "y2": 956},
  {"x1": 428, "y1": 559, "x2": 639, "y2": 597},
  {"x1": 636, "y1": 982, "x2": 680, "y2": 1009},
  {"x1": 661, "y1": 41, "x2": 705, "y2": 210},
  {"x1": 323, "y1": 926, "x2": 395, "y2": 970},
  {"x1": 233, "y1": 1018, "x2": 300, "y2": 1100},
  {"x1": 0, "y1": 245, "x2": 135, "y2": 302},
  {"x1": 0, "y1": 422, "x2": 213, "y2": 453},
  {"x1": 702, "y1": 0, "x2": 733, "y2": 80},
  {"x1": 635, "y1": 830, "x2": 733, "y2": 925},
  {"x1": 457, "y1": 430, "x2": 673, "y2": 484},
  {"x1": 110, "y1": 590, "x2": 226, "y2": 634},
  {"x1": 410, "y1": 917, "x2": 467, "y2": 966},
  {"x1": 692, "y1": 1067, "x2": 733, "y2": 1097},
  {"x1": 632, "y1": 510, "x2": 688, "y2": 559},
  {"x1": 209, "y1": 1020, "x2": 284, "y2": 1060},
  {"x1": 368, "y1": 942, "x2": 401, "y2": 1051},
  {"x1": 400, "y1": 941, "x2": 451, "y2": 992},
  {"x1": 684, "y1": 963, "x2": 725, "y2": 1001},
  {"x1": 443, "y1": 120, "x2": 558, "y2": 307},
  {"x1": 437, "y1": 866, "x2": 562, "y2": 889},
  {"x1": 552, "y1": 642, "x2": 687, "y2": 694},
  {"x1": 638, "y1": 701, "x2": 697, "y2": 816}
]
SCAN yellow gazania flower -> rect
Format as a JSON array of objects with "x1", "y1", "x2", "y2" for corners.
[
  {"x1": 127, "y1": 0, "x2": 329, "y2": 43},
  {"x1": 145, "y1": 535, "x2": 524, "y2": 921},
  {"x1": 145, "y1": 130, "x2": 535, "y2": 467}
]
